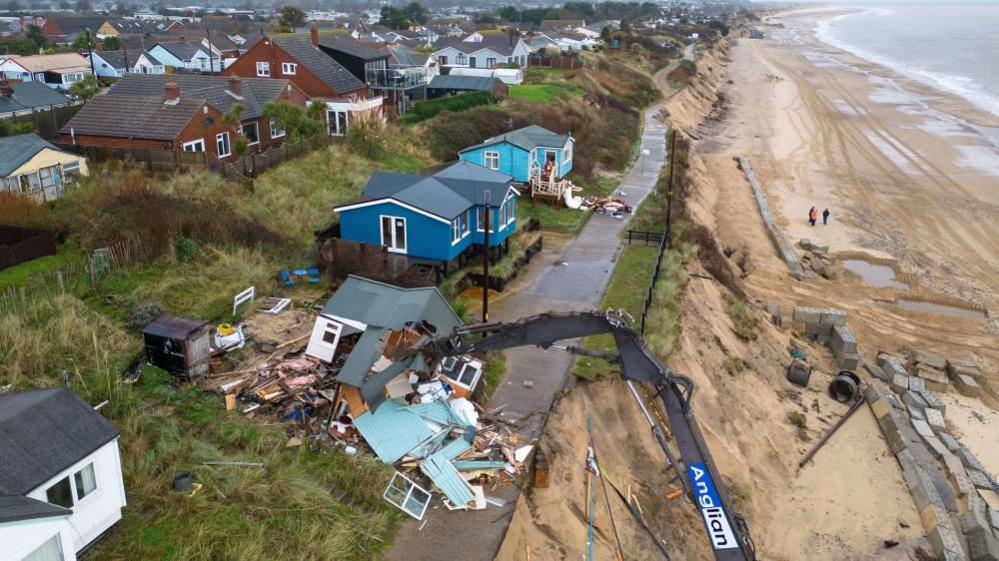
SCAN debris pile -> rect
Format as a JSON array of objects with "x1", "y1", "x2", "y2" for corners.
[{"x1": 581, "y1": 195, "x2": 633, "y2": 217}]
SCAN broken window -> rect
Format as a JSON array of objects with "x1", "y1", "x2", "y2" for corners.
[{"x1": 384, "y1": 472, "x2": 432, "y2": 520}]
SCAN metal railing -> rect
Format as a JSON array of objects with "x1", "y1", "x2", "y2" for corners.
[
  {"x1": 638, "y1": 228, "x2": 669, "y2": 336},
  {"x1": 365, "y1": 68, "x2": 428, "y2": 89}
]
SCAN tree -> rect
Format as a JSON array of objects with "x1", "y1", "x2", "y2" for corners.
[
  {"x1": 101, "y1": 35, "x2": 121, "y2": 50},
  {"x1": 378, "y1": 6, "x2": 408, "y2": 30},
  {"x1": 600, "y1": 25, "x2": 612, "y2": 43},
  {"x1": 278, "y1": 5, "x2": 306, "y2": 32},
  {"x1": 26, "y1": 24, "x2": 46, "y2": 48},
  {"x1": 497, "y1": 6, "x2": 518, "y2": 22},
  {"x1": 69, "y1": 74, "x2": 99, "y2": 100},
  {"x1": 400, "y1": 2, "x2": 426, "y2": 25},
  {"x1": 0, "y1": 119, "x2": 32, "y2": 138},
  {"x1": 70, "y1": 32, "x2": 95, "y2": 50},
  {"x1": 224, "y1": 103, "x2": 249, "y2": 156},
  {"x1": 263, "y1": 101, "x2": 321, "y2": 140},
  {"x1": 0, "y1": 37, "x2": 40, "y2": 55}
]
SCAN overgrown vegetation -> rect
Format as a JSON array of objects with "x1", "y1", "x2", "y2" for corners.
[
  {"x1": 403, "y1": 91, "x2": 495, "y2": 124},
  {"x1": 724, "y1": 294, "x2": 758, "y2": 340},
  {"x1": 786, "y1": 410, "x2": 810, "y2": 442},
  {"x1": 723, "y1": 355, "x2": 750, "y2": 376}
]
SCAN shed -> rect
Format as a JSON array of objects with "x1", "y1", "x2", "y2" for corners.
[
  {"x1": 142, "y1": 315, "x2": 211, "y2": 377},
  {"x1": 426, "y1": 74, "x2": 507, "y2": 99}
]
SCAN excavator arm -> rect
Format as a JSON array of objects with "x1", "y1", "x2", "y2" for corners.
[{"x1": 421, "y1": 310, "x2": 757, "y2": 561}]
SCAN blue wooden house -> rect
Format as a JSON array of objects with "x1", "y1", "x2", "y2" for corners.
[
  {"x1": 458, "y1": 125, "x2": 573, "y2": 199},
  {"x1": 333, "y1": 161, "x2": 519, "y2": 266}
]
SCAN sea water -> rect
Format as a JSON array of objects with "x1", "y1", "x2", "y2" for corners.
[{"x1": 815, "y1": 2, "x2": 999, "y2": 131}]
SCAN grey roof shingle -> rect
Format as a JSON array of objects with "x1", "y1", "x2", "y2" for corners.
[
  {"x1": 0, "y1": 387, "x2": 120, "y2": 495},
  {"x1": 434, "y1": 35, "x2": 522, "y2": 57},
  {"x1": 91, "y1": 50, "x2": 128, "y2": 70},
  {"x1": 348, "y1": 160, "x2": 513, "y2": 220},
  {"x1": 0, "y1": 81, "x2": 72, "y2": 117},
  {"x1": 271, "y1": 36, "x2": 364, "y2": 95},
  {"x1": 60, "y1": 94, "x2": 205, "y2": 140},
  {"x1": 318, "y1": 36, "x2": 387, "y2": 61},
  {"x1": 0, "y1": 495, "x2": 72, "y2": 524},
  {"x1": 109, "y1": 74, "x2": 293, "y2": 120},
  {"x1": 460, "y1": 124, "x2": 571, "y2": 153},
  {"x1": 427, "y1": 74, "x2": 499, "y2": 92},
  {"x1": 153, "y1": 41, "x2": 207, "y2": 62},
  {"x1": 0, "y1": 133, "x2": 65, "y2": 177}
]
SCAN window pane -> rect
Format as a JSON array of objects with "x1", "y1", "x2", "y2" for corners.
[
  {"x1": 394, "y1": 218, "x2": 406, "y2": 249},
  {"x1": 22, "y1": 534, "x2": 64, "y2": 561},
  {"x1": 74, "y1": 463, "x2": 97, "y2": 500},
  {"x1": 403, "y1": 486, "x2": 431, "y2": 518},
  {"x1": 381, "y1": 216, "x2": 392, "y2": 245},
  {"x1": 46, "y1": 477, "x2": 73, "y2": 508}
]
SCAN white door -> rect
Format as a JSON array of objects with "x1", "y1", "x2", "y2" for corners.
[
  {"x1": 380, "y1": 215, "x2": 407, "y2": 253},
  {"x1": 305, "y1": 316, "x2": 343, "y2": 362}
]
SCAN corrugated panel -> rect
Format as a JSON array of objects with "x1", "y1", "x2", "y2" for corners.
[
  {"x1": 352, "y1": 400, "x2": 434, "y2": 463},
  {"x1": 421, "y1": 439, "x2": 474, "y2": 506},
  {"x1": 405, "y1": 401, "x2": 460, "y2": 426},
  {"x1": 452, "y1": 460, "x2": 507, "y2": 471}
]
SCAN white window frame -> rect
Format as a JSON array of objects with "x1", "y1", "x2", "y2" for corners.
[
  {"x1": 182, "y1": 138, "x2": 205, "y2": 152},
  {"x1": 241, "y1": 121, "x2": 260, "y2": 145},
  {"x1": 215, "y1": 131, "x2": 231, "y2": 157},
  {"x1": 269, "y1": 118, "x2": 285, "y2": 139},
  {"x1": 476, "y1": 207, "x2": 494, "y2": 233},
  {"x1": 506, "y1": 197, "x2": 516, "y2": 225},
  {"x1": 74, "y1": 462, "x2": 97, "y2": 502},
  {"x1": 255, "y1": 61, "x2": 270, "y2": 77},
  {"x1": 564, "y1": 142, "x2": 572, "y2": 166},
  {"x1": 446, "y1": 360, "x2": 482, "y2": 391},
  {"x1": 483, "y1": 150, "x2": 499, "y2": 170},
  {"x1": 317, "y1": 318, "x2": 343, "y2": 350},
  {"x1": 384, "y1": 471, "x2": 432, "y2": 520},
  {"x1": 462, "y1": 210, "x2": 471, "y2": 235},
  {"x1": 486, "y1": 57, "x2": 496, "y2": 67},
  {"x1": 22, "y1": 533, "x2": 64, "y2": 561},
  {"x1": 380, "y1": 214, "x2": 407, "y2": 253},
  {"x1": 281, "y1": 62, "x2": 297, "y2": 75},
  {"x1": 455, "y1": 53, "x2": 467, "y2": 65},
  {"x1": 45, "y1": 461, "x2": 100, "y2": 509},
  {"x1": 450, "y1": 213, "x2": 469, "y2": 245}
]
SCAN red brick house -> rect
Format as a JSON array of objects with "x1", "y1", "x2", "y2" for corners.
[
  {"x1": 222, "y1": 27, "x2": 382, "y2": 136},
  {"x1": 57, "y1": 78, "x2": 239, "y2": 162},
  {"x1": 105, "y1": 74, "x2": 309, "y2": 154}
]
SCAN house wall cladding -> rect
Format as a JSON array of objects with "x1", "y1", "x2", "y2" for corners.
[
  {"x1": 339, "y1": 202, "x2": 455, "y2": 261},
  {"x1": 0, "y1": 514, "x2": 77, "y2": 561},
  {"x1": 223, "y1": 39, "x2": 368, "y2": 100},
  {"x1": 461, "y1": 143, "x2": 528, "y2": 182}
]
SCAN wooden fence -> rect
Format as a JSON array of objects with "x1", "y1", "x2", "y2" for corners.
[
  {"x1": 0, "y1": 239, "x2": 148, "y2": 316},
  {"x1": 315, "y1": 236, "x2": 440, "y2": 288},
  {"x1": 0, "y1": 226, "x2": 57, "y2": 271},
  {"x1": 625, "y1": 229, "x2": 665, "y2": 246},
  {"x1": 221, "y1": 134, "x2": 331, "y2": 180},
  {"x1": 8, "y1": 104, "x2": 82, "y2": 139}
]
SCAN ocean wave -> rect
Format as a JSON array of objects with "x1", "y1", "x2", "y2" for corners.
[{"x1": 814, "y1": 8, "x2": 999, "y2": 118}]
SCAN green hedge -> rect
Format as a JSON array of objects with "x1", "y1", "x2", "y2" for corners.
[{"x1": 403, "y1": 91, "x2": 494, "y2": 123}]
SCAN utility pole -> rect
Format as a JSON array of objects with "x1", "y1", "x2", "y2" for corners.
[
  {"x1": 665, "y1": 129, "x2": 677, "y2": 247},
  {"x1": 85, "y1": 29, "x2": 96, "y2": 78},
  {"x1": 482, "y1": 190, "x2": 491, "y2": 325},
  {"x1": 205, "y1": 28, "x2": 215, "y2": 75}
]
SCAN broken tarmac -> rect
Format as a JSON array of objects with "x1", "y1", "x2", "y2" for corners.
[{"x1": 383, "y1": 100, "x2": 669, "y2": 561}]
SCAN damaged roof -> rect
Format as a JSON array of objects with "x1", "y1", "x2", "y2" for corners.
[{"x1": 325, "y1": 276, "x2": 461, "y2": 409}]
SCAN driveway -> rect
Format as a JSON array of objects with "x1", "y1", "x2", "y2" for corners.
[{"x1": 382, "y1": 74, "x2": 672, "y2": 561}]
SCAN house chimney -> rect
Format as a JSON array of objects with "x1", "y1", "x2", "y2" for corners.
[
  {"x1": 310, "y1": 23, "x2": 319, "y2": 48},
  {"x1": 163, "y1": 77, "x2": 180, "y2": 101},
  {"x1": 228, "y1": 75, "x2": 241, "y2": 95}
]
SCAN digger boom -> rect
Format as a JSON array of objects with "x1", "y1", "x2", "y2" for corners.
[{"x1": 423, "y1": 311, "x2": 756, "y2": 561}]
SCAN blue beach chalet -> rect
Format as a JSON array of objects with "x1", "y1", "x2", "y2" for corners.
[
  {"x1": 333, "y1": 161, "x2": 519, "y2": 267},
  {"x1": 458, "y1": 125, "x2": 573, "y2": 199}
]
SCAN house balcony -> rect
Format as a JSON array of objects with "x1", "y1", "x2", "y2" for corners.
[
  {"x1": 365, "y1": 68, "x2": 428, "y2": 90},
  {"x1": 325, "y1": 95, "x2": 384, "y2": 113}
]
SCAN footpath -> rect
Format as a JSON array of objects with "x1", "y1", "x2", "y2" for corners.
[{"x1": 383, "y1": 76, "x2": 671, "y2": 561}]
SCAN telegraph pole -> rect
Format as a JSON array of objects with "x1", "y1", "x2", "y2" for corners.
[
  {"x1": 482, "y1": 190, "x2": 491, "y2": 325},
  {"x1": 85, "y1": 29, "x2": 96, "y2": 77}
]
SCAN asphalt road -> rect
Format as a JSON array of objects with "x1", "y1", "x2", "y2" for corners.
[{"x1": 382, "y1": 81, "x2": 671, "y2": 561}]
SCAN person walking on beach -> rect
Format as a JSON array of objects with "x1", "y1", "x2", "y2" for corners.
[
  {"x1": 822, "y1": 208, "x2": 830, "y2": 225},
  {"x1": 808, "y1": 207, "x2": 817, "y2": 226}
]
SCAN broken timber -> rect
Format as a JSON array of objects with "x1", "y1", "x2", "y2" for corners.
[{"x1": 735, "y1": 155, "x2": 806, "y2": 279}]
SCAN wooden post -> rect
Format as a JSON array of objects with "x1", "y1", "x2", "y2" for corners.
[
  {"x1": 88, "y1": 255, "x2": 96, "y2": 288},
  {"x1": 19, "y1": 286, "x2": 27, "y2": 311},
  {"x1": 57, "y1": 271, "x2": 65, "y2": 295}
]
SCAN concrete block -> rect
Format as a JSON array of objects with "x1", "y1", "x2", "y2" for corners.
[
  {"x1": 939, "y1": 432, "x2": 962, "y2": 453},
  {"x1": 878, "y1": 411, "x2": 909, "y2": 455},
  {"x1": 921, "y1": 390, "x2": 947, "y2": 414},
  {"x1": 837, "y1": 352, "x2": 860, "y2": 371},
  {"x1": 918, "y1": 365, "x2": 952, "y2": 392},
  {"x1": 870, "y1": 397, "x2": 892, "y2": 420},
  {"x1": 967, "y1": 526, "x2": 999, "y2": 561},
  {"x1": 982, "y1": 490, "x2": 999, "y2": 511},
  {"x1": 805, "y1": 321, "x2": 831, "y2": 336},
  {"x1": 864, "y1": 380, "x2": 889, "y2": 402},
  {"x1": 924, "y1": 435, "x2": 951, "y2": 460},
  {"x1": 909, "y1": 376, "x2": 927, "y2": 393},
  {"x1": 816, "y1": 334, "x2": 832, "y2": 346},
  {"x1": 864, "y1": 362, "x2": 889, "y2": 381},
  {"x1": 928, "y1": 522, "x2": 966, "y2": 561},
  {"x1": 989, "y1": 508, "x2": 999, "y2": 533},
  {"x1": 958, "y1": 447, "x2": 987, "y2": 473},
  {"x1": 911, "y1": 350, "x2": 948, "y2": 371},
  {"x1": 912, "y1": 418, "x2": 935, "y2": 438},
  {"x1": 922, "y1": 502, "x2": 951, "y2": 532},
  {"x1": 831, "y1": 325, "x2": 857, "y2": 354},
  {"x1": 944, "y1": 454, "x2": 975, "y2": 500},
  {"x1": 955, "y1": 374, "x2": 982, "y2": 398},
  {"x1": 948, "y1": 358, "x2": 983, "y2": 380},
  {"x1": 908, "y1": 404, "x2": 926, "y2": 421},
  {"x1": 903, "y1": 390, "x2": 930, "y2": 413},
  {"x1": 819, "y1": 308, "x2": 848, "y2": 326},
  {"x1": 880, "y1": 354, "x2": 909, "y2": 377},
  {"x1": 965, "y1": 494, "x2": 989, "y2": 527},
  {"x1": 926, "y1": 408, "x2": 947, "y2": 431},
  {"x1": 792, "y1": 306, "x2": 822, "y2": 324},
  {"x1": 911, "y1": 467, "x2": 945, "y2": 511},
  {"x1": 799, "y1": 238, "x2": 813, "y2": 250},
  {"x1": 969, "y1": 470, "x2": 993, "y2": 491},
  {"x1": 893, "y1": 374, "x2": 911, "y2": 394}
]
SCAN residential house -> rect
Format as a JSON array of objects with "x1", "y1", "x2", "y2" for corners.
[
  {"x1": 222, "y1": 29, "x2": 380, "y2": 136},
  {"x1": 39, "y1": 15, "x2": 112, "y2": 43},
  {"x1": 108, "y1": 73, "x2": 309, "y2": 153},
  {"x1": 0, "y1": 133, "x2": 87, "y2": 200},
  {"x1": 0, "y1": 80, "x2": 75, "y2": 118},
  {"x1": 459, "y1": 124, "x2": 573, "y2": 196},
  {"x1": 132, "y1": 51, "x2": 166, "y2": 74},
  {"x1": 432, "y1": 35, "x2": 529, "y2": 69},
  {"x1": 539, "y1": 19, "x2": 586, "y2": 33},
  {"x1": 547, "y1": 31, "x2": 600, "y2": 52},
  {"x1": 526, "y1": 33, "x2": 560, "y2": 53},
  {"x1": 315, "y1": 35, "x2": 389, "y2": 85},
  {"x1": 425, "y1": 74, "x2": 507, "y2": 99},
  {"x1": 0, "y1": 54, "x2": 92, "y2": 91},
  {"x1": 58, "y1": 78, "x2": 239, "y2": 162},
  {"x1": 333, "y1": 160, "x2": 519, "y2": 265},
  {"x1": 0, "y1": 387, "x2": 127, "y2": 560},
  {"x1": 148, "y1": 41, "x2": 223, "y2": 73},
  {"x1": 87, "y1": 50, "x2": 130, "y2": 78},
  {"x1": 373, "y1": 43, "x2": 437, "y2": 112}
]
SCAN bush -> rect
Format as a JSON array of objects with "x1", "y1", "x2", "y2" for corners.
[
  {"x1": 724, "y1": 294, "x2": 758, "y2": 340},
  {"x1": 403, "y1": 91, "x2": 494, "y2": 124},
  {"x1": 345, "y1": 118, "x2": 388, "y2": 160},
  {"x1": 723, "y1": 355, "x2": 749, "y2": 376},
  {"x1": 124, "y1": 302, "x2": 167, "y2": 331},
  {"x1": 0, "y1": 192, "x2": 55, "y2": 230}
]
